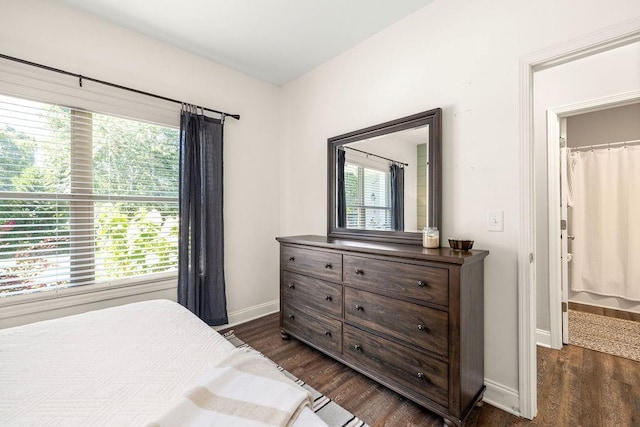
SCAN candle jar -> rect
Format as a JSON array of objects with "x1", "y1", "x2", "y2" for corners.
[{"x1": 423, "y1": 227, "x2": 440, "y2": 249}]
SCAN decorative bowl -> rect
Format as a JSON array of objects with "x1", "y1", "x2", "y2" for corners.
[{"x1": 448, "y1": 239, "x2": 474, "y2": 251}]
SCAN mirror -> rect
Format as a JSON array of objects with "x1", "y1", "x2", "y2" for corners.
[{"x1": 328, "y1": 108, "x2": 441, "y2": 245}]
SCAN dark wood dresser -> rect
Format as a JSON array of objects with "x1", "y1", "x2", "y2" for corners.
[{"x1": 276, "y1": 235, "x2": 489, "y2": 426}]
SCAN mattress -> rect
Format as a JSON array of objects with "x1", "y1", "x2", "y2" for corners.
[{"x1": 0, "y1": 299, "x2": 322, "y2": 426}]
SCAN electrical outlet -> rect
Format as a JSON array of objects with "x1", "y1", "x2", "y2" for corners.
[{"x1": 487, "y1": 210, "x2": 504, "y2": 232}]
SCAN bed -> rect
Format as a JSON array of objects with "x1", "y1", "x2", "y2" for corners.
[{"x1": 0, "y1": 299, "x2": 326, "y2": 426}]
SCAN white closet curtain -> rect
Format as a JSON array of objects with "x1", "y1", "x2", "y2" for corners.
[{"x1": 569, "y1": 145, "x2": 640, "y2": 301}]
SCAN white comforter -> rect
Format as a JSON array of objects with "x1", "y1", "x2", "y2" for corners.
[{"x1": 0, "y1": 299, "x2": 322, "y2": 426}]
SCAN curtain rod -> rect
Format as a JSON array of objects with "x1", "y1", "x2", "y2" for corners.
[
  {"x1": 0, "y1": 53, "x2": 240, "y2": 120},
  {"x1": 570, "y1": 138, "x2": 640, "y2": 152},
  {"x1": 341, "y1": 146, "x2": 409, "y2": 167}
]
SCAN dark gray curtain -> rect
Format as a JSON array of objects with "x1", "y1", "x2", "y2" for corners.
[
  {"x1": 337, "y1": 149, "x2": 346, "y2": 228},
  {"x1": 390, "y1": 163, "x2": 404, "y2": 231},
  {"x1": 178, "y1": 107, "x2": 228, "y2": 326}
]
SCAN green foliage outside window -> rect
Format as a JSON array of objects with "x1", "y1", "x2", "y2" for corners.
[
  {"x1": 0, "y1": 100, "x2": 179, "y2": 296},
  {"x1": 96, "y1": 203, "x2": 178, "y2": 280}
]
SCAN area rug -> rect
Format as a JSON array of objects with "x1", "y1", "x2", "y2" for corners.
[
  {"x1": 568, "y1": 309, "x2": 640, "y2": 362},
  {"x1": 223, "y1": 331, "x2": 368, "y2": 427}
]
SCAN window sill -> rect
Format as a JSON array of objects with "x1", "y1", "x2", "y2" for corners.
[{"x1": 0, "y1": 275, "x2": 177, "y2": 321}]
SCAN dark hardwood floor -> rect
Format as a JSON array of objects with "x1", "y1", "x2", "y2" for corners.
[{"x1": 223, "y1": 313, "x2": 640, "y2": 427}]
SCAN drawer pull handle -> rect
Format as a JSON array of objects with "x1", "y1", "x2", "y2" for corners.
[
  {"x1": 325, "y1": 295, "x2": 332, "y2": 301},
  {"x1": 355, "y1": 269, "x2": 364, "y2": 275},
  {"x1": 353, "y1": 344, "x2": 362, "y2": 352},
  {"x1": 417, "y1": 372, "x2": 426, "y2": 380},
  {"x1": 417, "y1": 280, "x2": 426, "y2": 287},
  {"x1": 324, "y1": 330, "x2": 332, "y2": 337},
  {"x1": 288, "y1": 314, "x2": 295, "y2": 320},
  {"x1": 325, "y1": 263, "x2": 332, "y2": 269},
  {"x1": 289, "y1": 256, "x2": 295, "y2": 262},
  {"x1": 288, "y1": 283, "x2": 295, "y2": 289},
  {"x1": 355, "y1": 304, "x2": 364, "y2": 311},
  {"x1": 417, "y1": 324, "x2": 429, "y2": 332}
]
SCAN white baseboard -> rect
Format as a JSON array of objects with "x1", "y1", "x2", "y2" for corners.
[
  {"x1": 484, "y1": 379, "x2": 521, "y2": 417},
  {"x1": 536, "y1": 328, "x2": 552, "y2": 348},
  {"x1": 215, "y1": 300, "x2": 279, "y2": 330}
]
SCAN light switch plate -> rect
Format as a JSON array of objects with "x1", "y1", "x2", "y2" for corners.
[{"x1": 487, "y1": 210, "x2": 504, "y2": 232}]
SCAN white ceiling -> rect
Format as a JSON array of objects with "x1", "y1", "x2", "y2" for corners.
[{"x1": 58, "y1": 0, "x2": 435, "y2": 86}]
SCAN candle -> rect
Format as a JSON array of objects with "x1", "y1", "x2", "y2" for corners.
[
  {"x1": 423, "y1": 227, "x2": 440, "y2": 248},
  {"x1": 425, "y1": 235, "x2": 439, "y2": 248}
]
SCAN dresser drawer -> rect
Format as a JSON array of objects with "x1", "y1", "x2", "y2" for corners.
[
  {"x1": 282, "y1": 271, "x2": 342, "y2": 319},
  {"x1": 345, "y1": 287, "x2": 448, "y2": 357},
  {"x1": 281, "y1": 245, "x2": 342, "y2": 282},
  {"x1": 281, "y1": 302, "x2": 342, "y2": 354},
  {"x1": 343, "y1": 255, "x2": 449, "y2": 306},
  {"x1": 343, "y1": 324, "x2": 449, "y2": 408}
]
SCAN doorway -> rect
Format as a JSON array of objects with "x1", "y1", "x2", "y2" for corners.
[
  {"x1": 547, "y1": 102, "x2": 640, "y2": 361},
  {"x1": 520, "y1": 27, "x2": 640, "y2": 419},
  {"x1": 547, "y1": 98, "x2": 640, "y2": 353}
]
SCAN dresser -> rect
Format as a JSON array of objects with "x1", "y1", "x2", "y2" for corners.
[{"x1": 276, "y1": 235, "x2": 489, "y2": 426}]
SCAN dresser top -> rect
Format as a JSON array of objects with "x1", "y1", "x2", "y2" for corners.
[{"x1": 276, "y1": 235, "x2": 489, "y2": 265}]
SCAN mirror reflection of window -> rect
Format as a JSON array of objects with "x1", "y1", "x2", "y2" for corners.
[
  {"x1": 337, "y1": 125, "x2": 427, "y2": 232},
  {"x1": 344, "y1": 156, "x2": 392, "y2": 230}
]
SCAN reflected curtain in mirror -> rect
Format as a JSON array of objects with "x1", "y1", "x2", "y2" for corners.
[
  {"x1": 390, "y1": 163, "x2": 404, "y2": 231},
  {"x1": 178, "y1": 107, "x2": 228, "y2": 326},
  {"x1": 337, "y1": 149, "x2": 346, "y2": 228}
]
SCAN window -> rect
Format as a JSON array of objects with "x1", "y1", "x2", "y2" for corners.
[
  {"x1": 0, "y1": 94, "x2": 179, "y2": 298},
  {"x1": 344, "y1": 159, "x2": 392, "y2": 230}
]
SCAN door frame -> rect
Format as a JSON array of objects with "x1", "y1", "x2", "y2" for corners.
[
  {"x1": 546, "y1": 90, "x2": 640, "y2": 350},
  {"x1": 518, "y1": 18, "x2": 640, "y2": 420}
]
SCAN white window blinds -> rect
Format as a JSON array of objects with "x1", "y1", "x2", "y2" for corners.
[
  {"x1": 344, "y1": 153, "x2": 392, "y2": 230},
  {"x1": 0, "y1": 94, "x2": 179, "y2": 297}
]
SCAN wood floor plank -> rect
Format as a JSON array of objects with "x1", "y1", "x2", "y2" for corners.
[
  {"x1": 611, "y1": 354, "x2": 640, "y2": 387},
  {"x1": 579, "y1": 348, "x2": 606, "y2": 427},
  {"x1": 223, "y1": 313, "x2": 640, "y2": 427},
  {"x1": 569, "y1": 301, "x2": 640, "y2": 322}
]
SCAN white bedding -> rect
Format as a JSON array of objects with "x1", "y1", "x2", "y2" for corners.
[
  {"x1": 149, "y1": 348, "x2": 313, "y2": 427},
  {"x1": 0, "y1": 299, "x2": 322, "y2": 426}
]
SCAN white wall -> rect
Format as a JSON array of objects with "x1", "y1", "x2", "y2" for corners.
[
  {"x1": 0, "y1": 0, "x2": 282, "y2": 327},
  {"x1": 534, "y1": 42, "x2": 640, "y2": 333},
  {"x1": 280, "y1": 0, "x2": 640, "y2": 405}
]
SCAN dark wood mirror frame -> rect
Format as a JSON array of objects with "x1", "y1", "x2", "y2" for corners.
[{"x1": 327, "y1": 108, "x2": 442, "y2": 245}]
